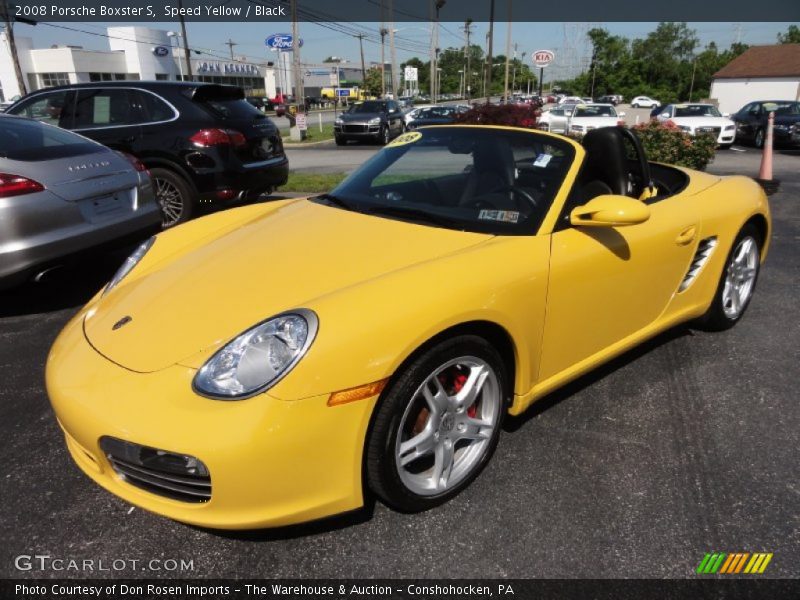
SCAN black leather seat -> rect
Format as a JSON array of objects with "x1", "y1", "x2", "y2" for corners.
[
  {"x1": 458, "y1": 137, "x2": 516, "y2": 207},
  {"x1": 579, "y1": 127, "x2": 630, "y2": 200}
]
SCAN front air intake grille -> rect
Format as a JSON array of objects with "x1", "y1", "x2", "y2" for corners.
[
  {"x1": 679, "y1": 236, "x2": 718, "y2": 292},
  {"x1": 100, "y1": 436, "x2": 211, "y2": 503}
]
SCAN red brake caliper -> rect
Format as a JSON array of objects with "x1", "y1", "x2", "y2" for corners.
[{"x1": 442, "y1": 371, "x2": 476, "y2": 418}]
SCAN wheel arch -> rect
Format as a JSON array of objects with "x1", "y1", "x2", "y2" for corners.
[{"x1": 744, "y1": 213, "x2": 769, "y2": 252}]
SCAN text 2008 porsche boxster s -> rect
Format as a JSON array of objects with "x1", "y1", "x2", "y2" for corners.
[{"x1": 47, "y1": 125, "x2": 770, "y2": 529}]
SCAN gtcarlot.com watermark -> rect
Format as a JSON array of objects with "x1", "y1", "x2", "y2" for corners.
[{"x1": 14, "y1": 554, "x2": 194, "y2": 573}]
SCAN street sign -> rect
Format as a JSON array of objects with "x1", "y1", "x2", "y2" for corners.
[
  {"x1": 532, "y1": 50, "x2": 555, "y2": 68},
  {"x1": 296, "y1": 113, "x2": 307, "y2": 131},
  {"x1": 265, "y1": 34, "x2": 304, "y2": 52},
  {"x1": 337, "y1": 89, "x2": 349, "y2": 97},
  {"x1": 404, "y1": 66, "x2": 418, "y2": 82}
]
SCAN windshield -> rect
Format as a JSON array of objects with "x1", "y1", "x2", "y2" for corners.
[
  {"x1": 674, "y1": 105, "x2": 722, "y2": 118},
  {"x1": 314, "y1": 127, "x2": 575, "y2": 235},
  {"x1": 573, "y1": 105, "x2": 617, "y2": 117},
  {"x1": 765, "y1": 101, "x2": 800, "y2": 115},
  {"x1": 349, "y1": 101, "x2": 387, "y2": 114}
]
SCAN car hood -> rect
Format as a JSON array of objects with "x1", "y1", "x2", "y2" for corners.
[
  {"x1": 571, "y1": 116, "x2": 619, "y2": 126},
  {"x1": 83, "y1": 199, "x2": 490, "y2": 373},
  {"x1": 339, "y1": 112, "x2": 383, "y2": 122},
  {"x1": 670, "y1": 116, "x2": 734, "y2": 128}
]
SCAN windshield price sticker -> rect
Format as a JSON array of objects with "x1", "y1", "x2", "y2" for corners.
[
  {"x1": 478, "y1": 210, "x2": 520, "y2": 223},
  {"x1": 387, "y1": 131, "x2": 423, "y2": 148},
  {"x1": 533, "y1": 154, "x2": 552, "y2": 168}
]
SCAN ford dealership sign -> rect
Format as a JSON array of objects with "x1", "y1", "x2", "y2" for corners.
[
  {"x1": 152, "y1": 46, "x2": 170, "y2": 57},
  {"x1": 265, "y1": 34, "x2": 303, "y2": 51}
]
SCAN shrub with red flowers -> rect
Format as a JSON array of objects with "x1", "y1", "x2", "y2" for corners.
[
  {"x1": 631, "y1": 119, "x2": 717, "y2": 171},
  {"x1": 453, "y1": 103, "x2": 539, "y2": 129}
]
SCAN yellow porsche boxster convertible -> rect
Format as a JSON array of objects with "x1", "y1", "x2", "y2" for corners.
[{"x1": 47, "y1": 125, "x2": 770, "y2": 529}]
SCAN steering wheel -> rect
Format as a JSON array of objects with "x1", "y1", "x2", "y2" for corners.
[{"x1": 501, "y1": 184, "x2": 538, "y2": 211}]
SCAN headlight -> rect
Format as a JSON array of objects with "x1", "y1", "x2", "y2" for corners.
[
  {"x1": 369, "y1": 117, "x2": 381, "y2": 124},
  {"x1": 104, "y1": 237, "x2": 155, "y2": 295},
  {"x1": 193, "y1": 310, "x2": 318, "y2": 400},
  {"x1": 724, "y1": 124, "x2": 736, "y2": 131},
  {"x1": 335, "y1": 117, "x2": 344, "y2": 124},
  {"x1": 678, "y1": 125, "x2": 692, "y2": 132}
]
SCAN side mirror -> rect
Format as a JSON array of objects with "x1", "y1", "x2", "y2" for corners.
[
  {"x1": 570, "y1": 195, "x2": 651, "y2": 227},
  {"x1": 618, "y1": 111, "x2": 626, "y2": 117},
  {"x1": 722, "y1": 112, "x2": 730, "y2": 117},
  {"x1": 660, "y1": 112, "x2": 670, "y2": 119}
]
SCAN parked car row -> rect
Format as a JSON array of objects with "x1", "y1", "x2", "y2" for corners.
[
  {"x1": 2, "y1": 81, "x2": 288, "y2": 289},
  {"x1": 538, "y1": 103, "x2": 624, "y2": 134}
]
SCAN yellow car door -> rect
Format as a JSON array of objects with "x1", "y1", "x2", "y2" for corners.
[{"x1": 538, "y1": 196, "x2": 700, "y2": 384}]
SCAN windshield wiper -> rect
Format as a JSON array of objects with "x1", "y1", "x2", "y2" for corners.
[
  {"x1": 365, "y1": 205, "x2": 458, "y2": 228},
  {"x1": 315, "y1": 193, "x2": 356, "y2": 211}
]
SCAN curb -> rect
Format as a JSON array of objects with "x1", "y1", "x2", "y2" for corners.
[{"x1": 282, "y1": 138, "x2": 336, "y2": 147}]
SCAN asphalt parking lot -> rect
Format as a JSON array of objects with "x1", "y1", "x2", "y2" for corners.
[{"x1": 1, "y1": 146, "x2": 798, "y2": 579}]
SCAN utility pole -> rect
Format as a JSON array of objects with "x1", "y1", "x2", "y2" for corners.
[
  {"x1": 291, "y1": 0, "x2": 302, "y2": 105},
  {"x1": 388, "y1": 0, "x2": 397, "y2": 97},
  {"x1": 511, "y1": 43, "x2": 518, "y2": 93},
  {"x1": 379, "y1": 27, "x2": 388, "y2": 97},
  {"x1": 484, "y1": 0, "x2": 495, "y2": 104},
  {"x1": 688, "y1": 57, "x2": 697, "y2": 102},
  {"x1": 464, "y1": 19, "x2": 472, "y2": 100},
  {"x1": 503, "y1": 0, "x2": 512, "y2": 103},
  {"x1": 225, "y1": 38, "x2": 237, "y2": 60},
  {"x1": 177, "y1": 0, "x2": 192, "y2": 80},
  {"x1": 357, "y1": 33, "x2": 366, "y2": 82},
  {"x1": 1, "y1": 0, "x2": 27, "y2": 96}
]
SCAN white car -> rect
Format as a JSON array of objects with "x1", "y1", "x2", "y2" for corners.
[
  {"x1": 657, "y1": 103, "x2": 737, "y2": 148},
  {"x1": 558, "y1": 96, "x2": 583, "y2": 106},
  {"x1": 568, "y1": 103, "x2": 625, "y2": 134},
  {"x1": 404, "y1": 105, "x2": 433, "y2": 126},
  {"x1": 631, "y1": 96, "x2": 660, "y2": 108},
  {"x1": 537, "y1": 104, "x2": 576, "y2": 134}
]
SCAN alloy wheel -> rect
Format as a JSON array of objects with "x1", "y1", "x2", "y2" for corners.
[
  {"x1": 394, "y1": 356, "x2": 501, "y2": 496},
  {"x1": 721, "y1": 236, "x2": 759, "y2": 319},
  {"x1": 154, "y1": 177, "x2": 185, "y2": 227}
]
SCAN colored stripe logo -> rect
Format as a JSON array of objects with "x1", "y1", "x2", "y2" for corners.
[{"x1": 697, "y1": 552, "x2": 773, "y2": 574}]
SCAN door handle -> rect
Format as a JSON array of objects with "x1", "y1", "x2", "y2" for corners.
[{"x1": 676, "y1": 226, "x2": 697, "y2": 246}]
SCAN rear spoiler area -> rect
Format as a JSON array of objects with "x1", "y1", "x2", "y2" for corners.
[{"x1": 182, "y1": 84, "x2": 245, "y2": 102}]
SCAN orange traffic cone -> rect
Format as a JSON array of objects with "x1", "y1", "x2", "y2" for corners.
[{"x1": 755, "y1": 110, "x2": 779, "y2": 195}]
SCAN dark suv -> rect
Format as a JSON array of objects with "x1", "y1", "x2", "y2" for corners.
[
  {"x1": 334, "y1": 100, "x2": 405, "y2": 145},
  {"x1": 7, "y1": 82, "x2": 288, "y2": 227}
]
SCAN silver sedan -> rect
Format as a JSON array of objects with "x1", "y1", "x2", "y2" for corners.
[{"x1": 0, "y1": 115, "x2": 160, "y2": 289}]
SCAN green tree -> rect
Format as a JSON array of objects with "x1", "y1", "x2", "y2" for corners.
[
  {"x1": 363, "y1": 67, "x2": 383, "y2": 96},
  {"x1": 777, "y1": 25, "x2": 800, "y2": 44}
]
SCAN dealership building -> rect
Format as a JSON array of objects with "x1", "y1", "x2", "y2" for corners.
[
  {"x1": 0, "y1": 26, "x2": 276, "y2": 102},
  {"x1": 710, "y1": 44, "x2": 800, "y2": 114}
]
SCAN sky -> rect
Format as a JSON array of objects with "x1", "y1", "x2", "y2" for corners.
[{"x1": 13, "y1": 20, "x2": 797, "y2": 81}]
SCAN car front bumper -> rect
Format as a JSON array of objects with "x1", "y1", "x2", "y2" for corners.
[
  {"x1": 46, "y1": 308, "x2": 377, "y2": 529},
  {"x1": 334, "y1": 123, "x2": 382, "y2": 138}
]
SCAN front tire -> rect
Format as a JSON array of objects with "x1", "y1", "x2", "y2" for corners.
[
  {"x1": 150, "y1": 168, "x2": 194, "y2": 228},
  {"x1": 366, "y1": 335, "x2": 507, "y2": 512},
  {"x1": 335, "y1": 135, "x2": 346, "y2": 146},
  {"x1": 754, "y1": 128, "x2": 765, "y2": 149},
  {"x1": 698, "y1": 224, "x2": 761, "y2": 331},
  {"x1": 378, "y1": 125, "x2": 390, "y2": 145}
]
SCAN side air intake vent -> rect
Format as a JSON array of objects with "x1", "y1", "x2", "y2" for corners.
[{"x1": 679, "y1": 236, "x2": 718, "y2": 292}]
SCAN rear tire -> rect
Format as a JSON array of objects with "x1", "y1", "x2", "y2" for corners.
[
  {"x1": 150, "y1": 168, "x2": 194, "y2": 228},
  {"x1": 366, "y1": 335, "x2": 507, "y2": 513},
  {"x1": 697, "y1": 224, "x2": 761, "y2": 331}
]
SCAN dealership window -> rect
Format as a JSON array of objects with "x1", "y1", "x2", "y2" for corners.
[
  {"x1": 0, "y1": 84, "x2": 4, "y2": 103},
  {"x1": 39, "y1": 73, "x2": 71, "y2": 88},
  {"x1": 155, "y1": 74, "x2": 169, "y2": 81}
]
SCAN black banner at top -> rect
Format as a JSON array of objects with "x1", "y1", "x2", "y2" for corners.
[{"x1": 6, "y1": 0, "x2": 800, "y2": 23}]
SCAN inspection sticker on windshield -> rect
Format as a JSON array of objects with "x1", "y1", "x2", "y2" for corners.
[
  {"x1": 387, "y1": 131, "x2": 422, "y2": 148},
  {"x1": 478, "y1": 209, "x2": 520, "y2": 223},
  {"x1": 533, "y1": 153, "x2": 552, "y2": 168}
]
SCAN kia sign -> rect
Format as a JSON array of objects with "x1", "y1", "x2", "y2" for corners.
[
  {"x1": 404, "y1": 66, "x2": 418, "y2": 82},
  {"x1": 265, "y1": 34, "x2": 303, "y2": 52},
  {"x1": 532, "y1": 50, "x2": 555, "y2": 68},
  {"x1": 152, "y1": 46, "x2": 170, "y2": 57}
]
